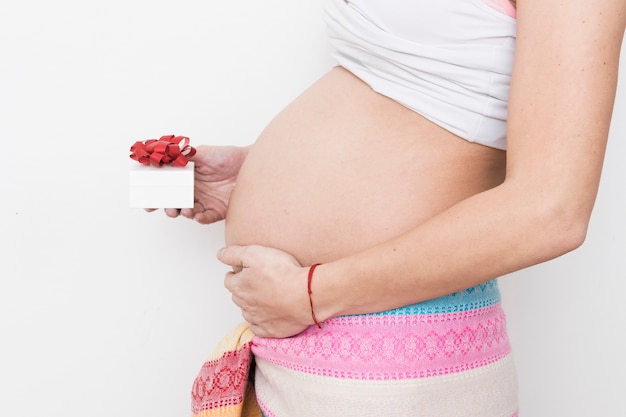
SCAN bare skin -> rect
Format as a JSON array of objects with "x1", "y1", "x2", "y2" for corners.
[
  {"x1": 217, "y1": 67, "x2": 506, "y2": 336},
  {"x1": 225, "y1": 67, "x2": 507, "y2": 266},
  {"x1": 216, "y1": 0, "x2": 625, "y2": 338},
  {"x1": 159, "y1": 0, "x2": 625, "y2": 339}
]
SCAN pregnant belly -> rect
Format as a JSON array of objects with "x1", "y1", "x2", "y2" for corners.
[{"x1": 225, "y1": 67, "x2": 505, "y2": 265}]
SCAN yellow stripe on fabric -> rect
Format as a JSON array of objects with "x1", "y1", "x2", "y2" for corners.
[
  {"x1": 192, "y1": 404, "x2": 243, "y2": 417},
  {"x1": 206, "y1": 322, "x2": 255, "y2": 361}
]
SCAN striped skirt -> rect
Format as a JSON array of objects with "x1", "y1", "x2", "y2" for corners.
[{"x1": 252, "y1": 280, "x2": 518, "y2": 417}]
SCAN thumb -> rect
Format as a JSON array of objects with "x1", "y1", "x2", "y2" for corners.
[{"x1": 216, "y1": 245, "x2": 248, "y2": 268}]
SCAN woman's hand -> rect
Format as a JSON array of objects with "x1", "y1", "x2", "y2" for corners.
[
  {"x1": 217, "y1": 245, "x2": 314, "y2": 338},
  {"x1": 148, "y1": 145, "x2": 249, "y2": 224}
]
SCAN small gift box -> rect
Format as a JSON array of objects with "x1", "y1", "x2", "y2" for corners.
[{"x1": 129, "y1": 135, "x2": 196, "y2": 209}]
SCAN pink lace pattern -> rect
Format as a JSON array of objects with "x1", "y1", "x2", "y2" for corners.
[
  {"x1": 191, "y1": 341, "x2": 252, "y2": 413},
  {"x1": 253, "y1": 304, "x2": 511, "y2": 380},
  {"x1": 481, "y1": 0, "x2": 517, "y2": 18}
]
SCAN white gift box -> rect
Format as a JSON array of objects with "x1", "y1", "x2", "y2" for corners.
[{"x1": 129, "y1": 162, "x2": 194, "y2": 208}]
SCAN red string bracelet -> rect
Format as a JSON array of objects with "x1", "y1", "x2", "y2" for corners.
[{"x1": 307, "y1": 263, "x2": 323, "y2": 329}]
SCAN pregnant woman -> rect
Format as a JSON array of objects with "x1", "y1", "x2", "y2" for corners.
[{"x1": 160, "y1": 0, "x2": 625, "y2": 416}]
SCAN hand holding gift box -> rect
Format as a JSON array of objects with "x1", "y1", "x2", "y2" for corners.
[{"x1": 129, "y1": 135, "x2": 196, "y2": 209}]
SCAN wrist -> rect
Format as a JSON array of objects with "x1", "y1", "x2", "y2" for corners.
[
  {"x1": 307, "y1": 263, "x2": 324, "y2": 328},
  {"x1": 306, "y1": 261, "x2": 353, "y2": 323}
]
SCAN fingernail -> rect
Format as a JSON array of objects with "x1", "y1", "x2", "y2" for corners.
[{"x1": 216, "y1": 248, "x2": 225, "y2": 259}]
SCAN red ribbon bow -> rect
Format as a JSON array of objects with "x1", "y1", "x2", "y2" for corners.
[{"x1": 130, "y1": 135, "x2": 197, "y2": 167}]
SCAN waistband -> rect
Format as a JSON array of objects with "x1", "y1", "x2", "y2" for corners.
[{"x1": 253, "y1": 280, "x2": 510, "y2": 380}]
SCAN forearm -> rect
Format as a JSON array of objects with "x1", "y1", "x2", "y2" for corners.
[
  {"x1": 313, "y1": 0, "x2": 624, "y2": 321},
  {"x1": 313, "y1": 180, "x2": 588, "y2": 320}
]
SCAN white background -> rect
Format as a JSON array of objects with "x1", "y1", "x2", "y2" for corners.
[{"x1": 1, "y1": 1, "x2": 624, "y2": 416}]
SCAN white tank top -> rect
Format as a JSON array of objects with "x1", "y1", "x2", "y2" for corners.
[{"x1": 325, "y1": 0, "x2": 517, "y2": 150}]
